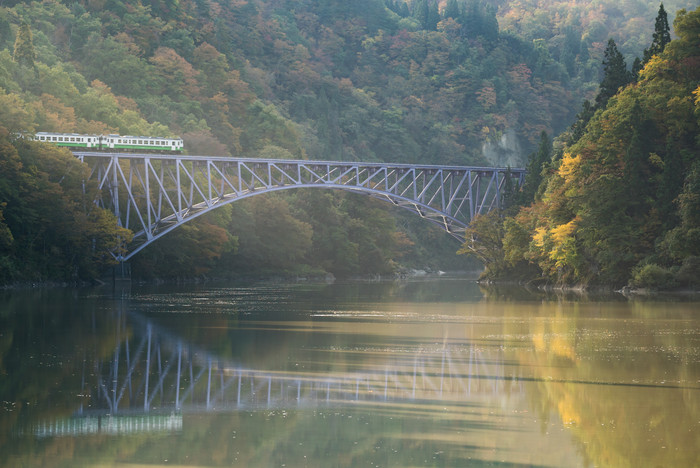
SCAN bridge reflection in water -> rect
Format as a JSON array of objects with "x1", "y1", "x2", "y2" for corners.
[{"x1": 35, "y1": 311, "x2": 522, "y2": 438}]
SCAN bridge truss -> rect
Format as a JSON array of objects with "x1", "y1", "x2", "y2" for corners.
[{"x1": 75, "y1": 152, "x2": 525, "y2": 261}]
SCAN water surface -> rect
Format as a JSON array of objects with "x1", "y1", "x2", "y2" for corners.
[{"x1": 1, "y1": 278, "x2": 698, "y2": 467}]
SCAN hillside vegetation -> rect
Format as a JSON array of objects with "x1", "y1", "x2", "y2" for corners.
[
  {"x1": 0, "y1": 0, "x2": 696, "y2": 283},
  {"x1": 462, "y1": 6, "x2": 700, "y2": 290}
]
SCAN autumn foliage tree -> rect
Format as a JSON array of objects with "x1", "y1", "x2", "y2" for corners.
[{"x1": 462, "y1": 6, "x2": 700, "y2": 289}]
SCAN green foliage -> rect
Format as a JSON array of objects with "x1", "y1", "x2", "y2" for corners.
[
  {"x1": 484, "y1": 6, "x2": 700, "y2": 288},
  {"x1": 0, "y1": 136, "x2": 131, "y2": 284},
  {"x1": 457, "y1": 210, "x2": 507, "y2": 279},
  {"x1": 676, "y1": 256, "x2": 700, "y2": 287},
  {"x1": 629, "y1": 263, "x2": 677, "y2": 289}
]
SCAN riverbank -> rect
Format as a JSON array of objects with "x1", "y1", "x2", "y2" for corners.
[{"x1": 475, "y1": 276, "x2": 700, "y2": 299}]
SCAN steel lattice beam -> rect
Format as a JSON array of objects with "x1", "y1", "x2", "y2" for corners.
[{"x1": 74, "y1": 152, "x2": 525, "y2": 261}]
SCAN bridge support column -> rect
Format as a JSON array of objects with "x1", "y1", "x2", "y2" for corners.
[{"x1": 113, "y1": 262, "x2": 131, "y2": 282}]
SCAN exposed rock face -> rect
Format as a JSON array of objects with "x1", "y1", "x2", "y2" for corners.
[{"x1": 481, "y1": 129, "x2": 523, "y2": 167}]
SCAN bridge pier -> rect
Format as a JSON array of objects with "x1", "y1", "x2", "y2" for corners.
[{"x1": 113, "y1": 262, "x2": 131, "y2": 282}]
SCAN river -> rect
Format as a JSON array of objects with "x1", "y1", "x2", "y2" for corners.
[{"x1": 0, "y1": 277, "x2": 698, "y2": 467}]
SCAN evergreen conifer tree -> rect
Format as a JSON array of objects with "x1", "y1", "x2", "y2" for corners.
[
  {"x1": 13, "y1": 21, "x2": 35, "y2": 68},
  {"x1": 444, "y1": 0, "x2": 460, "y2": 20},
  {"x1": 518, "y1": 131, "x2": 552, "y2": 205},
  {"x1": 643, "y1": 3, "x2": 671, "y2": 63},
  {"x1": 595, "y1": 39, "x2": 630, "y2": 110},
  {"x1": 624, "y1": 100, "x2": 657, "y2": 217},
  {"x1": 426, "y1": 1, "x2": 440, "y2": 30}
]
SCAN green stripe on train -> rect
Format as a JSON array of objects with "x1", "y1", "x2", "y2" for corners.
[
  {"x1": 53, "y1": 143, "x2": 183, "y2": 151},
  {"x1": 112, "y1": 144, "x2": 182, "y2": 151},
  {"x1": 54, "y1": 142, "x2": 90, "y2": 147}
]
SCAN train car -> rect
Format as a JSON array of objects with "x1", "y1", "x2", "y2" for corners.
[{"x1": 33, "y1": 132, "x2": 184, "y2": 152}]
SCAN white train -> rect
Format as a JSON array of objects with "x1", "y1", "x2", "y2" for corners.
[{"x1": 32, "y1": 132, "x2": 184, "y2": 152}]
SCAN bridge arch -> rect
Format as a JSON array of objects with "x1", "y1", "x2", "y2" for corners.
[{"x1": 75, "y1": 152, "x2": 525, "y2": 261}]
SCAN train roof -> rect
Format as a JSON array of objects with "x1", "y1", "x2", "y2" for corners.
[
  {"x1": 35, "y1": 132, "x2": 182, "y2": 140},
  {"x1": 36, "y1": 132, "x2": 98, "y2": 136}
]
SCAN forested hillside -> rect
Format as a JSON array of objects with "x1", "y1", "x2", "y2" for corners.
[
  {"x1": 0, "y1": 0, "x2": 695, "y2": 283},
  {"x1": 463, "y1": 5, "x2": 700, "y2": 290}
]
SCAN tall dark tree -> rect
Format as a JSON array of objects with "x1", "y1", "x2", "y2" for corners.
[
  {"x1": 657, "y1": 144, "x2": 685, "y2": 228},
  {"x1": 518, "y1": 131, "x2": 552, "y2": 205},
  {"x1": 501, "y1": 167, "x2": 518, "y2": 214},
  {"x1": 426, "y1": 1, "x2": 440, "y2": 30},
  {"x1": 624, "y1": 100, "x2": 657, "y2": 217},
  {"x1": 413, "y1": 0, "x2": 429, "y2": 29},
  {"x1": 0, "y1": 12, "x2": 12, "y2": 48},
  {"x1": 643, "y1": 3, "x2": 672, "y2": 64},
  {"x1": 13, "y1": 21, "x2": 35, "y2": 68},
  {"x1": 568, "y1": 100, "x2": 595, "y2": 145},
  {"x1": 631, "y1": 57, "x2": 643, "y2": 80},
  {"x1": 595, "y1": 39, "x2": 631, "y2": 110},
  {"x1": 444, "y1": 0, "x2": 460, "y2": 20}
]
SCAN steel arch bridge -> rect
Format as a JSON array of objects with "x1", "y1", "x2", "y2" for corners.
[{"x1": 75, "y1": 152, "x2": 525, "y2": 261}]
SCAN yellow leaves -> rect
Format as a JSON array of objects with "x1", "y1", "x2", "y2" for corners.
[
  {"x1": 637, "y1": 54, "x2": 665, "y2": 82},
  {"x1": 551, "y1": 218, "x2": 577, "y2": 244},
  {"x1": 533, "y1": 226, "x2": 547, "y2": 247},
  {"x1": 531, "y1": 217, "x2": 580, "y2": 276},
  {"x1": 533, "y1": 219, "x2": 578, "y2": 253},
  {"x1": 558, "y1": 152, "x2": 581, "y2": 184}
]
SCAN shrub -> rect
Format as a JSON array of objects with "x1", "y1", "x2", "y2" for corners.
[
  {"x1": 629, "y1": 263, "x2": 677, "y2": 290},
  {"x1": 675, "y1": 256, "x2": 700, "y2": 288}
]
